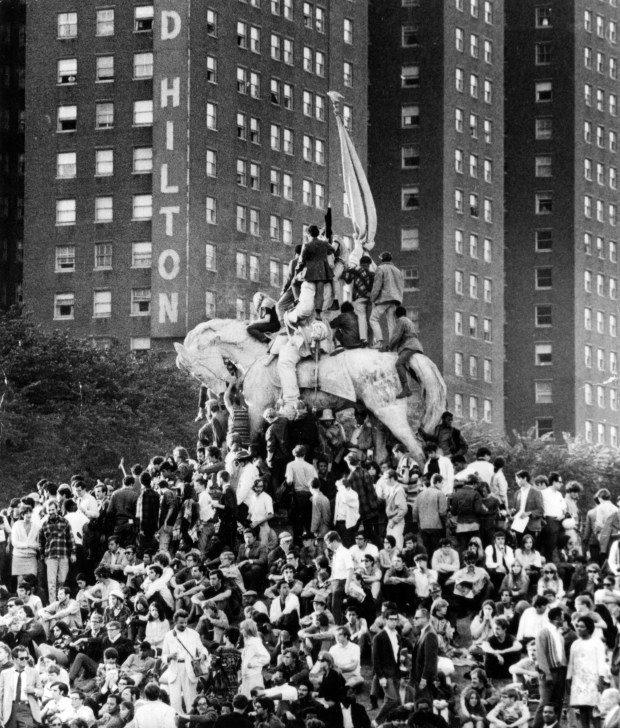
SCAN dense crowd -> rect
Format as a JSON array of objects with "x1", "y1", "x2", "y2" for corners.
[{"x1": 2, "y1": 401, "x2": 620, "y2": 728}]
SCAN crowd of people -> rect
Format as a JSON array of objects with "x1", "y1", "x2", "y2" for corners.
[{"x1": 2, "y1": 403, "x2": 620, "y2": 728}]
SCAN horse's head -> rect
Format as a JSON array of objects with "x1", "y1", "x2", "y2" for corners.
[{"x1": 175, "y1": 318, "x2": 266, "y2": 391}]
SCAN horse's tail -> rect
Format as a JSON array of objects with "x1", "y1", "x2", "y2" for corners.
[{"x1": 408, "y1": 353, "x2": 448, "y2": 434}]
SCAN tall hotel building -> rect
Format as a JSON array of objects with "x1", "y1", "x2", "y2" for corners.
[
  {"x1": 505, "y1": 1, "x2": 620, "y2": 444},
  {"x1": 0, "y1": 0, "x2": 25, "y2": 309},
  {"x1": 368, "y1": 0, "x2": 505, "y2": 431},
  {"x1": 23, "y1": 1, "x2": 367, "y2": 350}
]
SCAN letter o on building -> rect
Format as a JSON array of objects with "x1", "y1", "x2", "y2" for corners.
[{"x1": 158, "y1": 249, "x2": 181, "y2": 280}]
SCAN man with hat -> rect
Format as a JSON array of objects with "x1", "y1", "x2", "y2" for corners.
[
  {"x1": 102, "y1": 589, "x2": 131, "y2": 635},
  {"x1": 369, "y1": 251, "x2": 404, "y2": 349},
  {"x1": 343, "y1": 254, "x2": 375, "y2": 346},
  {"x1": 242, "y1": 589, "x2": 269, "y2": 617}
]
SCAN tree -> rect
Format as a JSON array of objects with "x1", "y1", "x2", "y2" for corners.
[
  {"x1": 461, "y1": 421, "x2": 620, "y2": 502},
  {"x1": 0, "y1": 308, "x2": 196, "y2": 497}
]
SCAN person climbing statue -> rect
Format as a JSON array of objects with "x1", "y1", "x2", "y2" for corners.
[{"x1": 386, "y1": 306, "x2": 424, "y2": 399}]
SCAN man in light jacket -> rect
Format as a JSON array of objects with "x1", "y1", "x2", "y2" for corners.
[{"x1": 369, "y1": 251, "x2": 404, "y2": 349}]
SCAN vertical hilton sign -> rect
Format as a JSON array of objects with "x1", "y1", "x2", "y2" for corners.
[{"x1": 151, "y1": 0, "x2": 190, "y2": 338}]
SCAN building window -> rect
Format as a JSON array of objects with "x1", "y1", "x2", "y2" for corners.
[
  {"x1": 236, "y1": 252, "x2": 247, "y2": 279},
  {"x1": 402, "y1": 187, "x2": 419, "y2": 210},
  {"x1": 536, "y1": 418, "x2": 554, "y2": 438},
  {"x1": 343, "y1": 62, "x2": 353, "y2": 87},
  {"x1": 96, "y1": 9, "x2": 114, "y2": 36},
  {"x1": 536, "y1": 192, "x2": 553, "y2": 214},
  {"x1": 469, "y1": 355, "x2": 478, "y2": 379},
  {"x1": 131, "y1": 242, "x2": 152, "y2": 268},
  {"x1": 270, "y1": 215, "x2": 281, "y2": 240},
  {"x1": 206, "y1": 197, "x2": 217, "y2": 224},
  {"x1": 95, "y1": 102, "x2": 114, "y2": 129},
  {"x1": 535, "y1": 81, "x2": 553, "y2": 102},
  {"x1": 455, "y1": 230, "x2": 464, "y2": 254},
  {"x1": 455, "y1": 352, "x2": 463, "y2": 377},
  {"x1": 206, "y1": 149, "x2": 217, "y2": 178},
  {"x1": 536, "y1": 118, "x2": 552, "y2": 139},
  {"x1": 484, "y1": 238, "x2": 492, "y2": 262},
  {"x1": 283, "y1": 218, "x2": 293, "y2": 244},
  {"x1": 401, "y1": 228, "x2": 419, "y2": 251},
  {"x1": 536, "y1": 6, "x2": 552, "y2": 27},
  {"x1": 455, "y1": 271, "x2": 464, "y2": 295},
  {"x1": 94, "y1": 196, "x2": 113, "y2": 223},
  {"x1": 401, "y1": 65, "x2": 419, "y2": 88},
  {"x1": 283, "y1": 38, "x2": 293, "y2": 65},
  {"x1": 343, "y1": 18, "x2": 353, "y2": 44},
  {"x1": 536, "y1": 156, "x2": 552, "y2": 177},
  {"x1": 469, "y1": 274, "x2": 478, "y2": 299},
  {"x1": 483, "y1": 318, "x2": 492, "y2": 342},
  {"x1": 132, "y1": 194, "x2": 152, "y2": 220},
  {"x1": 57, "y1": 152, "x2": 77, "y2": 179},
  {"x1": 93, "y1": 290, "x2": 111, "y2": 318},
  {"x1": 484, "y1": 278, "x2": 492, "y2": 303},
  {"x1": 536, "y1": 42, "x2": 552, "y2": 65},
  {"x1": 54, "y1": 293, "x2": 75, "y2": 320},
  {"x1": 206, "y1": 103, "x2": 217, "y2": 130},
  {"x1": 133, "y1": 100, "x2": 153, "y2": 126},
  {"x1": 250, "y1": 26, "x2": 260, "y2": 53},
  {"x1": 283, "y1": 173, "x2": 293, "y2": 199},
  {"x1": 95, "y1": 149, "x2": 113, "y2": 176},
  {"x1": 270, "y1": 260, "x2": 280, "y2": 287},
  {"x1": 57, "y1": 58, "x2": 77, "y2": 85},
  {"x1": 483, "y1": 359, "x2": 492, "y2": 382},
  {"x1": 236, "y1": 206, "x2": 247, "y2": 233},
  {"x1": 55, "y1": 245, "x2": 75, "y2": 272},
  {"x1": 469, "y1": 397, "x2": 478, "y2": 421},
  {"x1": 456, "y1": 108, "x2": 464, "y2": 132},
  {"x1": 456, "y1": 68, "x2": 464, "y2": 92},
  {"x1": 456, "y1": 27, "x2": 464, "y2": 52},
  {"x1": 133, "y1": 147, "x2": 153, "y2": 174},
  {"x1": 535, "y1": 381, "x2": 553, "y2": 404},
  {"x1": 250, "y1": 209, "x2": 260, "y2": 236},
  {"x1": 536, "y1": 267, "x2": 552, "y2": 289},
  {"x1": 455, "y1": 312, "x2": 463, "y2": 335},
  {"x1": 56, "y1": 199, "x2": 76, "y2": 226},
  {"x1": 95, "y1": 55, "x2": 114, "y2": 82},
  {"x1": 249, "y1": 254, "x2": 260, "y2": 281},
  {"x1": 131, "y1": 288, "x2": 151, "y2": 316},
  {"x1": 455, "y1": 189, "x2": 463, "y2": 214},
  {"x1": 57, "y1": 105, "x2": 77, "y2": 132},
  {"x1": 402, "y1": 105, "x2": 419, "y2": 127},
  {"x1": 134, "y1": 5, "x2": 153, "y2": 32},
  {"x1": 133, "y1": 52, "x2": 153, "y2": 80},
  {"x1": 403, "y1": 268, "x2": 420, "y2": 291},
  {"x1": 535, "y1": 343, "x2": 552, "y2": 365},
  {"x1": 58, "y1": 12, "x2": 78, "y2": 38},
  {"x1": 402, "y1": 24, "x2": 418, "y2": 47},
  {"x1": 315, "y1": 139, "x2": 325, "y2": 165},
  {"x1": 206, "y1": 8, "x2": 218, "y2": 35},
  {"x1": 469, "y1": 154, "x2": 478, "y2": 178},
  {"x1": 455, "y1": 149, "x2": 463, "y2": 173}
]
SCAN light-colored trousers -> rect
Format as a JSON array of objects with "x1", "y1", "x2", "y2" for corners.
[{"x1": 369, "y1": 301, "x2": 397, "y2": 343}]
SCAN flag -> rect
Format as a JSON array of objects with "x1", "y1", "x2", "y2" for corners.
[{"x1": 327, "y1": 91, "x2": 376, "y2": 256}]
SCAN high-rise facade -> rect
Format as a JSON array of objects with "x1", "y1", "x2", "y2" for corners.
[
  {"x1": 23, "y1": 1, "x2": 367, "y2": 350},
  {"x1": 368, "y1": 0, "x2": 505, "y2": 432},
  {"x1": 505, "y1": 1, "x2": 620, "y2": 445},
  {"x1": 0, "y1": 0, "x2": 25, "y2": 310}
]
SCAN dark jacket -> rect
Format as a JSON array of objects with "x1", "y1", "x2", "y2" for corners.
[
  {"x1": 450, "y1": 485, "x2": 485, "y2": 524},
  {"x1": 412, "y1": 625, "x2": 439, "y2": 684},
  {"x1": 325, "y1": 700, "x2": 371, "y2": 728},
  {"x1": 342, "y1": 266, "x2": 374, "y2": 300},
  {"x1": 388, "y1": 317, "x2": 424, "y2": 354},
  {"x1": 137, "y1": 487, "x2": 160, "y2": 536},
  {"x1": 296, "y1": 238, "x2": 333, "y2": 282},
  {"x1": 510, "y1": 486, "x2": 544, "y2": 533},
  {"x1": 330, "y1": 311, "x2": 362, "y2": 349},
  {"x1": 265, "y1": 418, "x2": 290, "y2": 467},
  {"x1": 426, "y1": 424, "x2": 468, "y2": 458},
  {"x1": 372, "y1": 629, "x2": 401, "y2": 680}
]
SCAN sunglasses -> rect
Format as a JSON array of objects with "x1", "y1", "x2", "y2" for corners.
[{"x1": 587, "y1": 569, "x2": 599, "y2": 574}]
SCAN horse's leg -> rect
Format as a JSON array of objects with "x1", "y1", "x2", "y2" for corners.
[{"x1": 367, "y1": 403, "x2": 425, "y2": 462}]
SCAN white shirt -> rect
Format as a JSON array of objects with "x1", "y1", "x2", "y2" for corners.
[
  {"x1": 519, "y1": 486, "x2": 531, "y2": 513},
  {"x1": 331, "y1": 544, "x2": 354, "y2": 580},
  {"x1": 247, "y1": 491, "x2": 274, "y2": 524},
  {"x1": 77, "y1": 492, "x2": 100, "y2": 520},
  {"x1": 516, "y1": 607, "x2": 549, "y2": 641},
  {"x1": 65, "y1": 511, "x2": 89, "y2": 544},
  {"x1": 269, "y1": 593, "x2": 300, "y2": 621},
  {"x1": 198, "y1": 490, "x2": 215, "y2": 521},
  {"x1": 385, "y1": 627, "x2": 399, "y2": 660},
  {"x1": 542, "y1": 488, "x2": 566, "y2": 519},
  {"x1": 348, "y1": 542, "x2": 379, "y2": 571},
  {"x1": 458, "y1": 459, "x2": 494, "y2": 485},
  {"x1": 334, "y1": 486, "x2": 359, "y2": 529},
  {"x1": 236, "y1": 463, "x2": 260, "y2": 505},
  {"x1": 329, "y1": 641, "x2": 361, "y2": 677},
  {"x1": 134, "y1": 701, "x2": 177, "y2": 728}
]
